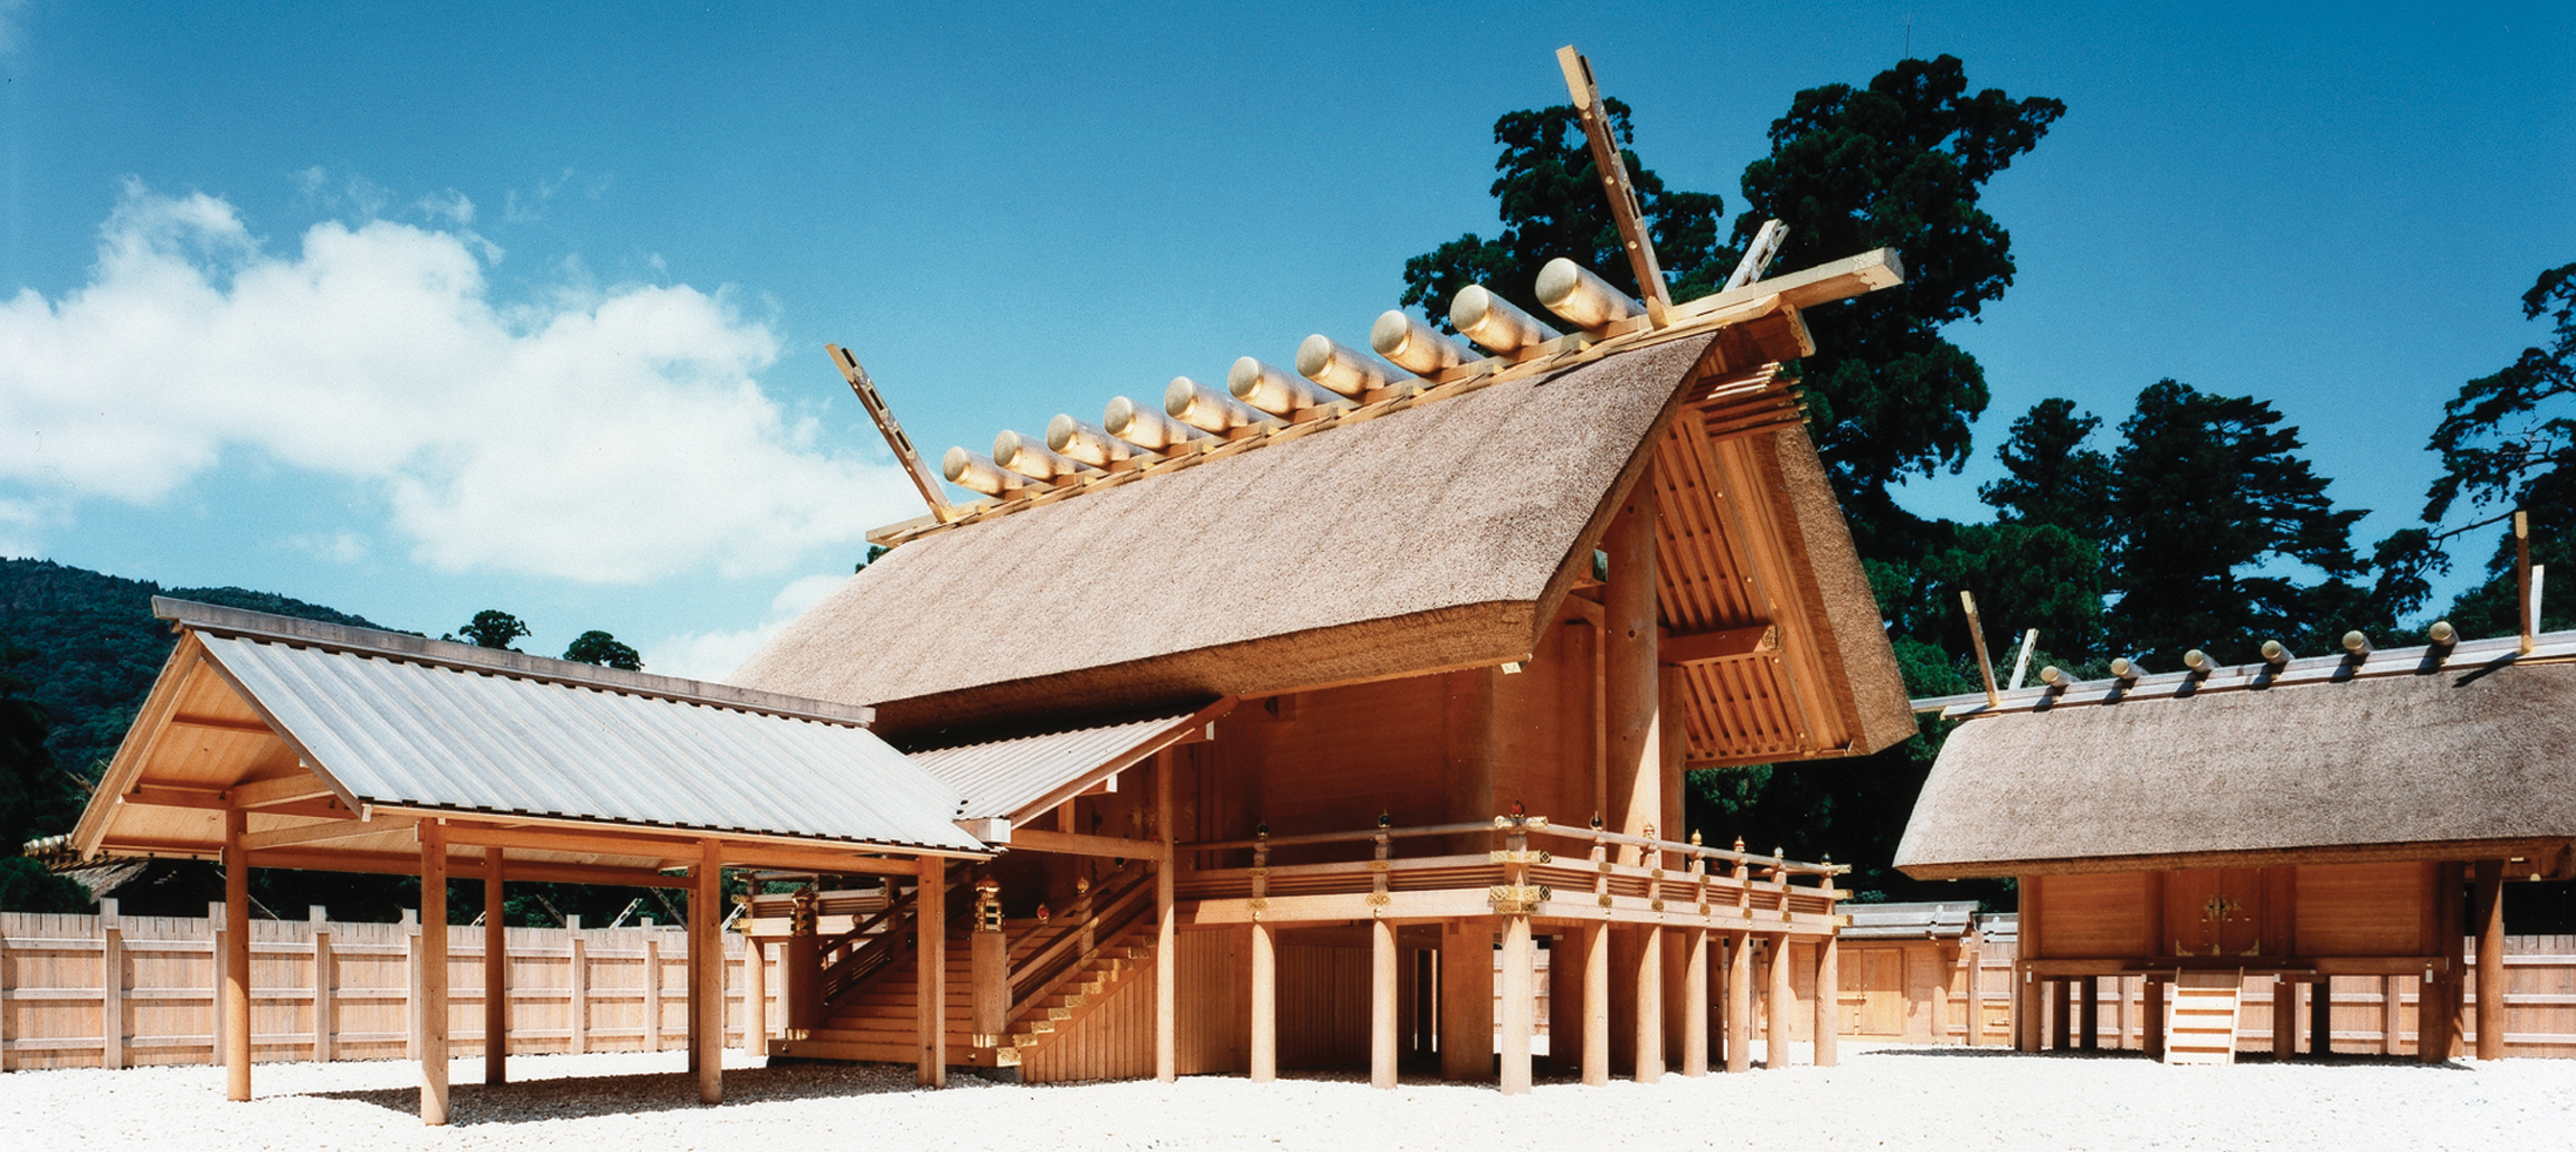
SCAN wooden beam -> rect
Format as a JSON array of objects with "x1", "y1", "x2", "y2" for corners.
[
  {"x1": 697, "y1": 840, "x2": 723, "y2": 1104},
  {"x1": 1370, "y1": 916, "x2": 1398, "y2": 1089},
  {"x1": 1556, "y1": 46, "x2": 1669, "y2": 315},
  {"x1": 244, "y1": 847, "x2": 688, "y2": 888},
  {"x1": 484, "y1": 849, "x2": 507, "y2": 1086},
  {"x1": 1005, "y1": 828, "x2": 1168, "y2": 862},
  {"x1": 419, "y1": 820, "x2": 449, "y2": 1126},
  {"x1": 434, "y1": 820, "x2": 938, "y2": 875},
  {"x1": 240, "y1": 817, "x2": 406, "y2": 852},
  {"x1": 223, "y1": 808, "x2": 251, "y2": 1102},
  {"x1": 1767, "y1": 934, "x2": 1796, "y2": 1067},
  {"x1": 1156, "y1": 751, "x2": 1178, "y2": 1084},
  {"x1": 1249, "y1": 921, "x2": 1277, "y2": 1083},
  {"x1": 1668, "y1": 247, "x2": 1905, "y2": 323},
  {"x1": 168, "y1": 713, "x2": 276, "y2": 735},
  {"x1": 1498, "y1": 915, "x2": 1534, "y2": 1094},
  {"x1": 231, "y1": 774, "x2": 337, "y2": 808},
  {"x1": 1634, "y1": 925, "x2": 1665, "y2": 1082},
  {"x1": 2476, "y1": 859, "x2": 2506, "y2": 1060},
  {"x1": 1660, "y1": 624, "x2": 1777, "y2": 666},
  {"x1": 1725, "y1": 930, "x2": 1752, "y2": 1072},
  {"x1": 832, "y1": 344, "x2": 957, "y2": 524},
  {"x1": 1814, "y1": 932, "x2": 1839, "y2": 1067},
  {"x1": 916, "y1": 855, "x2": 947, "y2": 1088}
]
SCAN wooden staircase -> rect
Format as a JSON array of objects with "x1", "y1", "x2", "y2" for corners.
[
  {"x1": 2164, "y1": 972, "x2": 2244, "y2": 1065},
  {"x1": 769, "y1": 865, "x2": 1162, "y2": 1075}
]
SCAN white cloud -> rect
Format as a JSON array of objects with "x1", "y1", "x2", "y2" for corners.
[
  {"x1": 0, "y1": 181, "x2": 918, "y2": 583},
  {"x1": 0, "y1": 0, "x2": 30, "y2": 56},
  {"x1": 287, "y1": 530, "x2": 370, "y2": 564},
  {"x1": 414, "y1": 190, "x2": 475, "y2": 226},
  {"x1": 644, "y1": 570, "x2": 849, "y2": 681}
]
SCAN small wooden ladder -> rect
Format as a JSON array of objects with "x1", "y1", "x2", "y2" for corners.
[{"x1": 2164, "y1": 971, "x2": 2243, "y2": 1065}]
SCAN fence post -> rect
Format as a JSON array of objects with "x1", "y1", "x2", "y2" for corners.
[
  {"x1": 402, "y1": 909, "x2": 421, "y2": 1060},
  {"x1": 98, "y1": 899, "x2": 125, "y2": 1070},
  {"x1": 567, "y1": 916, "x2": 587, "y2": 1055},
  {"x1": 310, "y1": 906, "x2": 334, "y2": 1063},
  {"x1": 208, "y1": 901, "x2": 228, "y2": 1064},
  {"x1": 645, "y1": 934, "x2": 663, "y2": 1052},
  {"x1": 0, "y1": 909, "x2": 11, "y2": 1071}
]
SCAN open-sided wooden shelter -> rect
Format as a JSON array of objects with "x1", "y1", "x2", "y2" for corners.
[
  {"x1": 66, "y1": 599, "x2": 993, "y2": 1122},
  {"x1": 1898, "y1": 628, "x2": 2576, "y2": 1064}
]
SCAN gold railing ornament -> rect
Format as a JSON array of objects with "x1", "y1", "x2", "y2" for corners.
[
  {"x1": 789, "y1": 885, "x2": 819, "y2": 938},
  {"x1": 975, "y1": 878, "x2": 1003, "y2": 934}
]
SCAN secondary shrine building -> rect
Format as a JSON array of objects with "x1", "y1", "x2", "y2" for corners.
[{"x1": 1897, "y1": 629, "x2": 2576, "y2": 1064}]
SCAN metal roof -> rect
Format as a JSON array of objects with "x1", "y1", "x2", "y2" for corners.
[
  {"x1": 199, "y1": 630, "x2": 986, "y2": 854},
  {"x1": 904, "y1": 707, "x2": 1220, "y2": 824}
]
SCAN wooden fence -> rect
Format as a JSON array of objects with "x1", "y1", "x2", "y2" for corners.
[
  {"x1": 1837, "y1": 934, "x2": 2576, "y2": 1058},
  {"x1": 0, "y1": 902, "x2": 776, "y2": 1071}
]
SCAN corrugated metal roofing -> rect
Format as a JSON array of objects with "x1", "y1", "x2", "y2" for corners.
[
  {"x1": 202, "y1": 633, "x2": 985, "y2": 853},
  {"x1": 906, "y1": 713, "x2": 1197, "y2": 822}
]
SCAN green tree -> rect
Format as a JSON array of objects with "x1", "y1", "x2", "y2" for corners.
[
  {"x1": 562, "y1": 630, "x2": 643, "y2": 670},
  {"x1": 1733, "y1": 56, "x2": 2064, "y2": 558},
  {"x1": 447, "y1": 610, "x2": 530, "y2": 652},
  {"x1": 2102, "y1": 380, "x2": 2368, "y2": 665},
  {"x1": 0, "y1": 644, "x2": 85, "y2": 858},
  {"x1": 1399, "y1": 100, "x2": 1729, "y2": 329},
  {"x1": 2420, "y1": 260, "x2": 2576, "y2": 640},
  {"x1": 1980, "y1": 397, "x2": 2115, "y2": 541}
]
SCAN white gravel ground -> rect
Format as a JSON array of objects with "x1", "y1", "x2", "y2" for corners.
[{"x1": 7, "y1": 1045, "x2": 2573, "y2": 1151}]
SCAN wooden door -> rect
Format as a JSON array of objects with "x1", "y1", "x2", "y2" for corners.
[{"x1": 2165, "y1": 870, "x2": 2266, "y2": 958}]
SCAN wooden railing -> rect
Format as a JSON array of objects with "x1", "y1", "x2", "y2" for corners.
[
  {"x1": 817, "y1": 870, "x2": 977, "y2": 1009},
  {"x1": 1172, "y1": 815, "x2": 1847, "y2": 926},
  {"x1": 1006, "y1": 864, "x2": 1155, "y2": 1013}
]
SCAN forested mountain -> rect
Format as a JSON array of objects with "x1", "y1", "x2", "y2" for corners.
[{"x1": 0, "y1": 558, "x2": 389, "y2": 784}]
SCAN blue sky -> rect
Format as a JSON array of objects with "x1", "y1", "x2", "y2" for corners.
[{"x1": 2, "y1": 2, "x2": 2570, "y2": 676}]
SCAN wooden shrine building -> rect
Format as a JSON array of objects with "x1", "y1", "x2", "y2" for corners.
[
  {"x1": 722, "y1": 49, "x2": 1918, "y2": 1092},
  {"x1": 1897, "y1": 626, "x2": 2576, "y2": 1064}
]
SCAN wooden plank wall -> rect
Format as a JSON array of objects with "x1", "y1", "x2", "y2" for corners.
[
  {"x1": 1832, "y1": 935, "x2": 2576, "y2": 1057},
  {"x1": 0, "y1": 908, "x2": 773, "y2": 1071}
]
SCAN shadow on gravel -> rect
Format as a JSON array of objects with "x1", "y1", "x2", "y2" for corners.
[
  {"x1": 310, "y1": 1063, "x2": 938, "y2": 1126},
  {"x1": 1868, "y1": 1047, "x2": 2469, "y2": 1070}
]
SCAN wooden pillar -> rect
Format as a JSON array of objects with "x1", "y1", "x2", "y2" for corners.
[
  {"x1": 1813, "y1": 933, "x2": 1839, "y2": 1067},
  {"x1": 1438, "y1": 920, "x2": 1494, "y2": 1081},
  {"x1": 696, "y1": 841, "x2": 724, "y2": 1103},
  {"x1": 2475, "y1": 860, "x2": 2505, "y2": 1060},
  {"x1": 2015, "y1": 874, "x2": 2040, "y2": 1052},
  {"x1": 483, "y1": 850, "x2": 505, "y2": 1084},
  {"x1": 2383, "y1": 975, "x2": 2404, "y2": 1056},
  {"x1": 744, "y1": 937, "x2": 768, "y2": 1059},
  {"x1": 2271, "y1": 976, "x2": 2296, "y2": 1059},
  {"x1": 309, "y1": 906, "x2": 333, "y2": 1064},
  {"x1": 1681, "y1": 928, "x2": 1710, "y2": 1076},
  {"x1": 222, "y1": 810, "x2": 251, "y2": 1102},
  {"x1": 971, "y1": 879, "x2": 1008, "y2": 1059},
  {"x1": 1249, "y1": 921, "x2": 1277, "y2": 1083},
  {"x1": 1764, "y1": 935, "x2": 1794, "y2": 1067},
  {"x1": 1604, "y1": 476, "x2": 1661, "y2": 861},
  {"x1": 785, "y1": 897, "x2": 817, "y2": 1036},
  {"x1": 1581, "y1": 921, "x2": 1610, "y2": 1084},
  {"x1": 1498, "y1": 914, "x2": 1535, "y2": 1095},
  {"x1": 2050, "y1": 979, "x2": 2072, "y2": 1051},
  {"x1": 2427, "y1": 860, "x2": 2464, "y2": 1063},
  {"x1": 1633, "y1": 925, "x2": 1665, "y2": 1082},
  {"x1": 1369, "y1": 917, "x2": 1398, "y2": 1088},
  {"x1": 2079, "y1": 975, "x2": 2099, "y2": 1051},
  {"x1": 2309, "y1": 976, "x2": 2331, "y2": 1058},
  {"x1": 1961, "y1": 938, "x2": 1981, "y2": 1047},
  {"x1": 1157, "y1": 754, "x2": 1178, "y2": 1083},
  {"x1": 418, "y1": 819, "x2": 449, "y2": 1126},
  {"x1": 1724, "y1": 932, "x2": 1752, "y2": 1072},
  {"x1": 914, "y1": 854, "x2": 946, "y2": 1088},
  {"x1": 2143, "y1": 977, "x2": 2166, "y2": 1060}
]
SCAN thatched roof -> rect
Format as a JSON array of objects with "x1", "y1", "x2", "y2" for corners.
[
  {"x1": 736, "y1": 327, "x2": 1911, "y2": 758},
  {"x1": 1895, "y1": 647, "x2": 2576, "y2": 879}
]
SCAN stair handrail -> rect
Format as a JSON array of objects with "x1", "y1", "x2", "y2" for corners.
[
  {"x1": 1009, "y1": 866, "x2": 1156, "y2": 1011},
  {"x1": 819, "y1": 869, "x2": 979, "y2": 1008}
]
